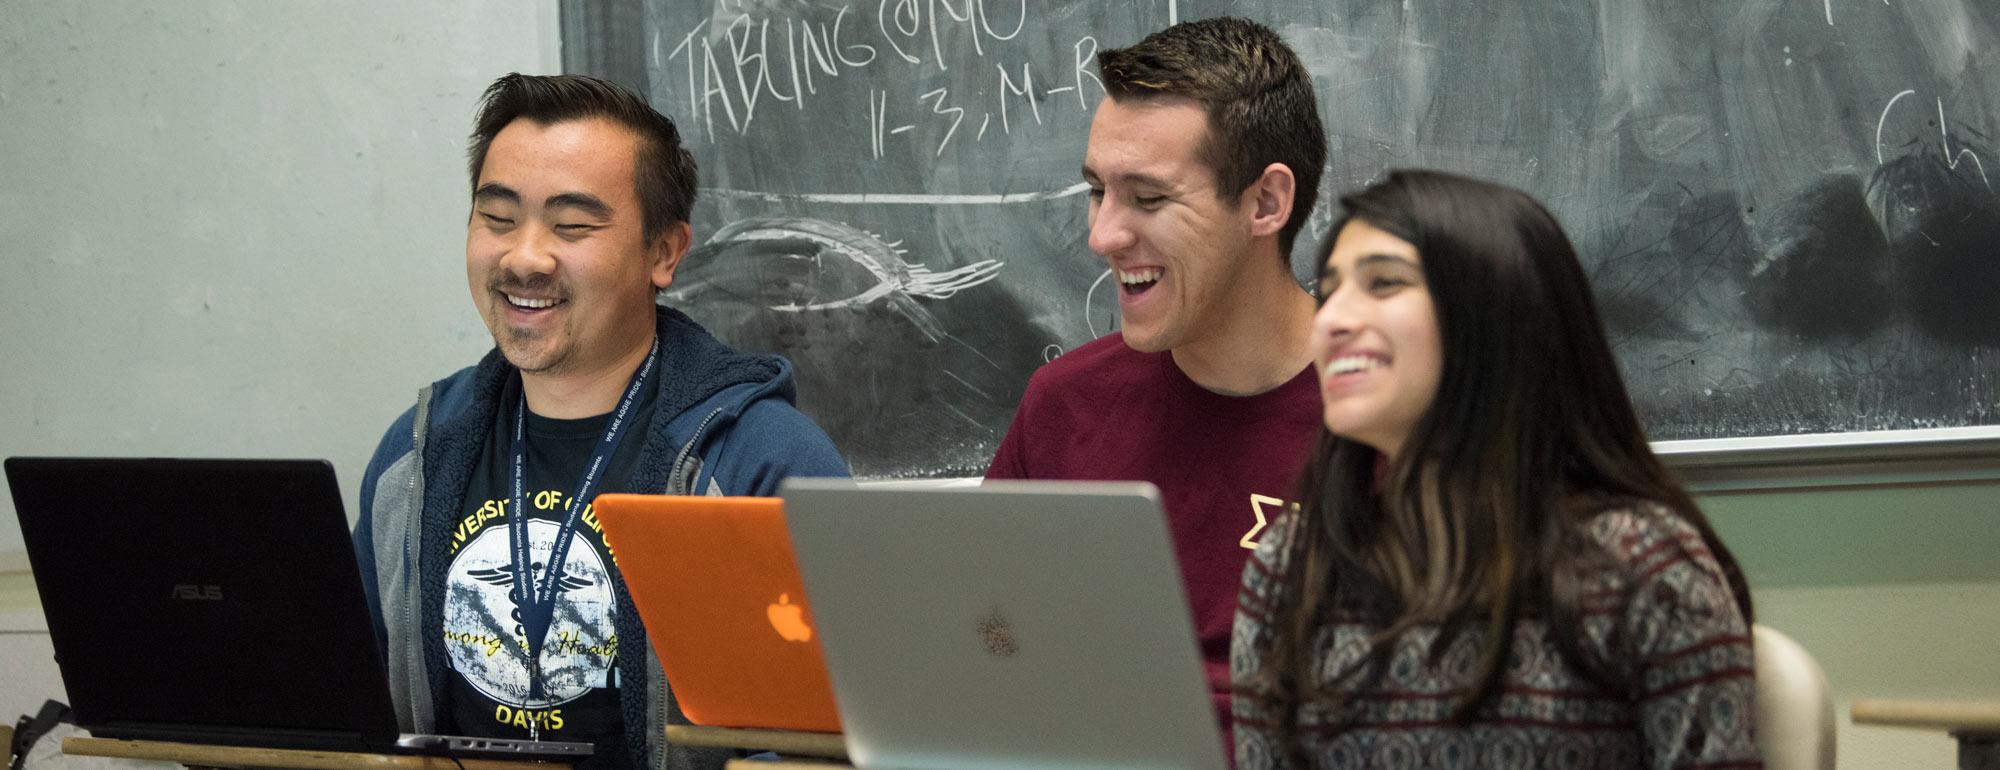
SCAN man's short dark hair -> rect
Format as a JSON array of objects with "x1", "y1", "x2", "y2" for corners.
[
  {"x1": 1097, "y1": 18, "x2": 1327, "y2": 259},
  {"x1": 468, "y1": 73, "x2": 697, "y2": 243}
]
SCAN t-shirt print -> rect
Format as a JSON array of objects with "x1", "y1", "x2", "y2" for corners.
[{"x1": 443, "y1": 487, "x2": 622, "y2": 733}]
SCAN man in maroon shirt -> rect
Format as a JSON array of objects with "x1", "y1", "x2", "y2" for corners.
[{"x1": 984, "y1": 18, "x2": 1328, "y2": 750}]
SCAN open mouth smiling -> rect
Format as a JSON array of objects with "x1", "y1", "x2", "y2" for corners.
[
  {"x1": 1118, "y1": 267, "x2": 1162, "y2": 295},
  {"x1": 503, "y1": 292, "x2": 564, "y2": 311}
]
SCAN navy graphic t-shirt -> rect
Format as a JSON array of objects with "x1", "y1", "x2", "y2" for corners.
[{"x1": 446, "y1": 376, "x2": 655, "y2": 770}]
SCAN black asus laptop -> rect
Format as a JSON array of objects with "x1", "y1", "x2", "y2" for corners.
[{"x1": 4, "y1": 457, "x2": 591, "y2": 762}]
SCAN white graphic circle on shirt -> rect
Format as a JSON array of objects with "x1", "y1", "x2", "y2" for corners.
[{"x1": 444, "y1": 518, "x2": 617, "y2": 709}]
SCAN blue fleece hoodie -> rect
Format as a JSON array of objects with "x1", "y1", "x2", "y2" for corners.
[{"x1": 353, "y1": 305, "x2": 848, "y2": 770}]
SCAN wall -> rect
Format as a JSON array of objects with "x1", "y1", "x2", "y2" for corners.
[
  {"x1": 0, "y1": 0, "x2": 558, "y2": 721},
  {"x1": 0, "y1": 1, "x2": 560, "y2": 555},
  {"x1": 1705, "y1": 480, "x2": 2000, "y2": 769}
]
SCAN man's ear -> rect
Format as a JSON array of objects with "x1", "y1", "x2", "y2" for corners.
[
  {"x1": 1246, "y1": 162, "x2": 1296, "y2": 240},
  {"x1": 650, "y1": 221, "x2": 693, "y2": 291}
]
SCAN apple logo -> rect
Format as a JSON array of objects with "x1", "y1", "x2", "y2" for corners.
[{"x1": 767, "y1": 593, "x2": 814, "y2": 642}]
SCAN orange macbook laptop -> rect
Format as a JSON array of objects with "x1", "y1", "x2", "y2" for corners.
[{"x1": 593, "y1": 494, "x2": 841, "y2": 733}]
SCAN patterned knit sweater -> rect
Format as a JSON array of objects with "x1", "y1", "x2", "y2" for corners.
[{"x1": 1231, "y1": 504, "x2": 1762, "y2": 770}]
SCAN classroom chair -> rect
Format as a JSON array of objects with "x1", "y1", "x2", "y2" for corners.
[{"x1": 1753, "y1": 624, "x2": 1836, "y2": 770}]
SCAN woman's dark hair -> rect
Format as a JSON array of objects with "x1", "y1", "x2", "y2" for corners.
[{"x1": 1246, "y1": 169, "x2": 1753, "y2": 759}]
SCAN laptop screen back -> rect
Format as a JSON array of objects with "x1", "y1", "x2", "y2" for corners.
[
  {"x1": 593, "y1": 493, "x2": 840, "y2": 733},
  {"x1": 5, "y1": 458, "x2": 400, "y2": 746},
  {"x1": 779, "y1": 479, "x2": 1226, "y2": 770}
]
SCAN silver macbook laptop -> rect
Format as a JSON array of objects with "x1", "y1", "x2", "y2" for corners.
[{"x1": 779, "y1": 479, "x2": 1227, "y2": 770}]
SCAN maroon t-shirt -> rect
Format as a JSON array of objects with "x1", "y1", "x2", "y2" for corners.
[{"x1": 985, "y1": 333, "x2": 1321, "y2": 749}]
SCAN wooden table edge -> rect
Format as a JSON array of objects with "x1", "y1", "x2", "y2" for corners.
[
  {"x1": 721, "y1": 760, "x2": 851, "y2": 770},
  {"x1": 660, "y1": 725, "x2": 847, "y2": 759},
  {"x1": 63, "y1": 736, "x2": 573, "y2": 770},
  {"x1": 1850, "y1": 699, "x2": 2000, "y2": 735}
]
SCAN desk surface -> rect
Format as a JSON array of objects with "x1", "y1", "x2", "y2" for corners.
[
  {"x1": 1851, "y1": 699, "x2": 2000, "y2": 733},
  {"x1": 659, "y1": 725, "x2": 847, "y2": 759},
  {"x1": 62, "y1": 737, "x2": 572, "y2": 770},
  {"x1": 721, "y1": 761, "x2": 850, "y2": 770}
]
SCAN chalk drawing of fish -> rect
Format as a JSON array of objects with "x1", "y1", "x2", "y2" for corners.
[{"x1": 670, "y1": 217, "x2": 1003, "y2": 341}]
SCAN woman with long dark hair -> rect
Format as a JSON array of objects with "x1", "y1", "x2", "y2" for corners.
[{"x1": 1232, "y1": 170, "x2": 1761, "y2": 768}]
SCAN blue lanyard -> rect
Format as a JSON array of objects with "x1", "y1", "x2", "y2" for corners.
[{"x1": 509, "y1": 337, "x2": 658, "y2": 704}]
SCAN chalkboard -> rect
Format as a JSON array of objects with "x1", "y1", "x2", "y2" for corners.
[{"x1": 562, "y1": 0, "x2": 2000, "y2": 478}]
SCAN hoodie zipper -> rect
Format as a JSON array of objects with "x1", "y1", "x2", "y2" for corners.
[
  {"x1": 652, "y1": 405, "x2": 724, "y2": 770},
  {"x1": 666, "y1": 406, "x2": 726, "y2": 496}
]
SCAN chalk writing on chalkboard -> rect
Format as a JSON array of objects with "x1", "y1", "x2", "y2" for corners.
[{"x1": 569, "y1": 0, "x2": 2000, "y2": 477}]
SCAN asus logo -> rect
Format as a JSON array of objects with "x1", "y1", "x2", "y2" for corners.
[{"x1": 171, "y1": 584, "x2": 223, "y2": 601}]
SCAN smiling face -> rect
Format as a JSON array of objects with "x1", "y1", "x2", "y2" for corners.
[
  {"x1": 1311, "y1": 219, "x2": 1444, "y2": 459},
  {"x1": 1082, "y1": 97, "x2": 1259, "y2": 354},
  {"x1": 466, "y1": 117, "x2": 682, "y2": 378}
]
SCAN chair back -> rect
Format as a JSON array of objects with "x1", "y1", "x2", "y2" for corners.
[{"x1": 1754, "y1": 624, "x2": 1837, "y2": 770}]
